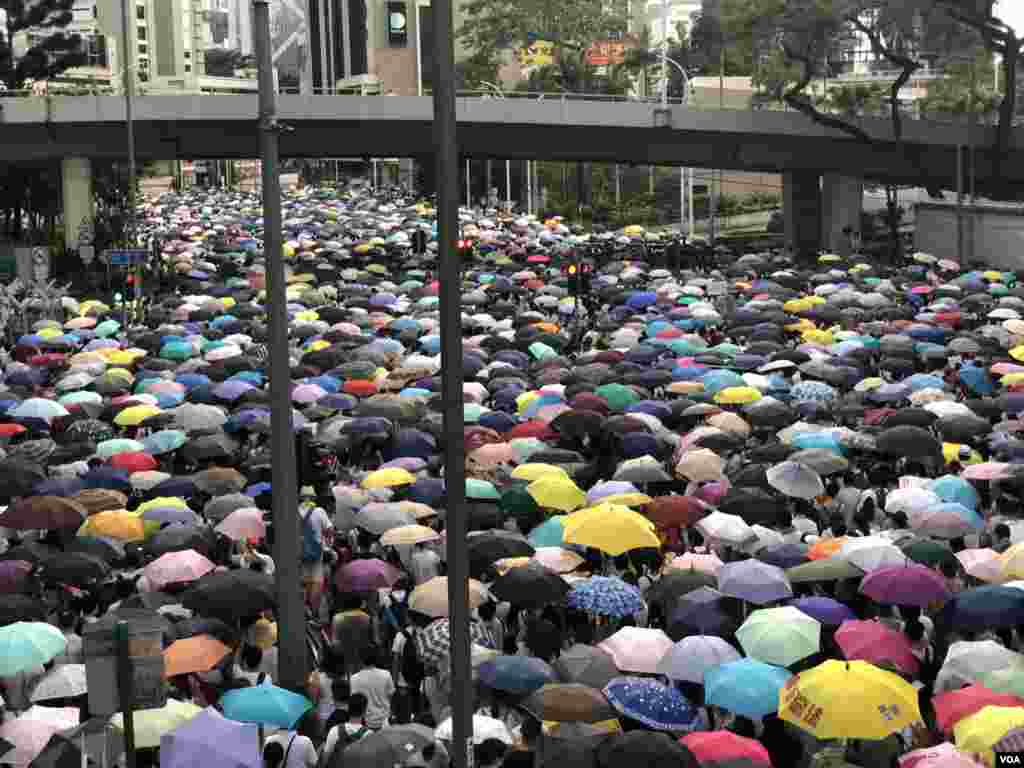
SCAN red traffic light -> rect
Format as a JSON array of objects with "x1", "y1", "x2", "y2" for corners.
[{"x1": 457, "y1": 239, "x2": 470, "y2": 249}]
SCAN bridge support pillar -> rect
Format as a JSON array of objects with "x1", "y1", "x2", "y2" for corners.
[
  {"x1": 821, "y1": 173, "x2": 863, "y2": 256},
  {"x1": 62, "y1": 158, "x2": 94, "y2": 252},
  {"x1": 783, "y1": 171, "x2": 821, "y2": 260}
]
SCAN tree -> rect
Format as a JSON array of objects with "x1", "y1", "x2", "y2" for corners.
[
  {"x1": 919, "y1": 49, "x2": 999, "y2": 117},
  {"x1": 454, "y1": 51, "x2": 500, "y2": 91},
  {"x1": 0, "y1": 0, "x2": 87, "y2": 90},
  {"x1": 456, "y1": 0, "x2": 628, "y2": 72},
  {"x1": 204, "y1": 48, "x2": 253, "y2": 78},
  {"x1": 689, "y1": 0, "x2": 754, "y2": 75}
]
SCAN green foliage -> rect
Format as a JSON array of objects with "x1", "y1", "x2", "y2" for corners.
[
  {"x1": 0, "y1": 0, "x2": 87, "y2": 90},
  {"x1": 919, "y1": 50, "x2": 1000, "y2": 116},
  {"x1": 822, "y1": 82, "x2": 887, "y2": 116},
  {"x1": 456, "y1": 0, "x2": 628, "y2": 62},
  {"x1": 690, "y1": 0, "x2": 755, "y2": 75},
  {"x1": 454, "y1": 51, "x2": 501, "y2": 90}
]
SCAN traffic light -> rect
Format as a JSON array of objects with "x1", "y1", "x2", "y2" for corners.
[
  {"x1": 563, "y1": 262, "x2": 592, "y2": 294},
  {"x1": 456, "y1": 238, "x2": 473, "y2": 258}
]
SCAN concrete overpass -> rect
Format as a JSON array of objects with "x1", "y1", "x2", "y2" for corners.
[{"x1": 3, "y1": 93, "x2": 1020, "y2": 255}]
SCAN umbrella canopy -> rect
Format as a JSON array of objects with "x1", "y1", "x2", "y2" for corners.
[{"x1": 219, "y1": 682, "x2": 312, "y2": 729}]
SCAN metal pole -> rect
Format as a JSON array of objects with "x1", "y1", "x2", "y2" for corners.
[
  {"x1": 615, "y1": 164, "x2": 621, "y2": 207},
  {"x1": 660, "y1": 0, "x2": 669, "y2": 108},
  {"x1": 430, "y1": 0, "x2": 472, "y2": 766},
  {"x1": 956, "y1": 143, "x2": 964, "y2": 264},
  {"x1": 115, "y1": 621, "x2": 137, "y2": 768},
  {"x1": 506, "y1": 159, "x2": 511, "y2": 212},
  {"x1": 119, "y1": 0, "x2": 137, "y2": 245},
  {"x1": 688, "y1": 167, "x2": 695, "y2": 239},
  {"x1": 526, "y1": 159, "x2": 533, "y2": 217},
  {"x1": 679, "y1": 167, "x2": 685, "y2": 234},
  {"x1": 253, "y1": 0, "x2": 306, "y2": 694}
]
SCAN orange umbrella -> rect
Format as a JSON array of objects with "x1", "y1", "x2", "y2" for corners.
[
  {"x1": 163, "y1": 634, "x2": 231, "y2": 678},
  {"x1": 808, "y1": 537, "x2": 847, "y2": 561}
]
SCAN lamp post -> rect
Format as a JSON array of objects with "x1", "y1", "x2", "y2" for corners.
[
  {"x1": 118, "y1": 0, "x2": 137, "y2": 246},
  {"x1": 657, "y1": 13, "x2": 693, "y2": 241}
]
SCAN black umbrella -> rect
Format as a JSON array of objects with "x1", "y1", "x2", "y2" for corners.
[
  {"x1": 0, "y1": 594, "x2": 46, "y2": 625},
  {"x1": 881, "y1": 408, "x2": 938, "y2": 429},
  {"x1": 467, "y1": 533, "x2": 535, "y2": 578},
  {"x1": 875, "y1": 425, "x2": 942, "y2": 459},
  {"x1": 490, "y1": 562, "x2": 570, "y2": 609},
  {"x1": 181, "y1": 569, "x2": 276, "y2": 623},
  {"x1": 0, "y1": 458, "x2": 46, "y2": 498},
  {"x1": 144, "y1": 526, "x2": 215, "y2": 558},
  {"x1": 597, "y1": 733, "x2": 698, "y2": 768},
  {"x1": 719, "y1": 487, "x2": 785, "y2": 526},
  {"x1": 39, "y1": 553, "x2": 111, "y2": 586}
]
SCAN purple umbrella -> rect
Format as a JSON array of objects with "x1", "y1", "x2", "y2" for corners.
[
  {"x1": 160, "y1": 706, "x2": 259, "y2": 768},
  {"x1": 757, "y1": 542, "x2": 809, "y2": 569},
  {"x1": 789, "y1": 597, "x2": 857, "y2": 626},
  {"x1": 859, "y1": 564, "x2": 951, "y2": 608},
  {"x1": 334, "y1": 559, "x2": 402, "y2": 593},
  {"x1": 212, "y1": 380, "x2": 254, "y2": 402},
  {"x1": 291, "y1": 384, "x2": 326, "y2": 405},
  {"x1": 717, "y1": 560, "x2": 793, "y2": 605}
]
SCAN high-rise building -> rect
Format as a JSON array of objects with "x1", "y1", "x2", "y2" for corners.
[{"x1": 643, "y1": 0, "x2": 700, "y2": 45}]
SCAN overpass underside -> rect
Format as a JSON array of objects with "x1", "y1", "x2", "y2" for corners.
[{"x1": 0, "y1": 118, "x2": 1014, "y2": 193}]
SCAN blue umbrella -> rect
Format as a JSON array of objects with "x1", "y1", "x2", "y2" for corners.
[
  {"x1": 602, "y1": 677, "x2": 700, "y2": 732},
  {"x1": 219, "y1": 681, "x2": 312, "y2": 728},
  {"x1": 959, "y1": 365, "x2": 994, "y2": 396},
  {"x1": 790, "y1": 381, "x2": 836, "y2": 403},
  {"x1": 142, "y1": 430, "x2": 188, "y2": 456},
  {"x1": 626, "y1": 292, "x2": 658, "y2": 310},
  {"x1": 567, "y1": 576, "x2": 643, "y2": 618},
  {"x1": 477, "y1": 656, "x2": 556, "y2": 694},
  {"x1": 937, "y1": 586, "x2": 1024, "y2": 631},
  {"x1": 703, "y1": 658, "x2": 792, "y2": 719},
  {"x1": 929, "y1": 475, "x2": 980, "y2": 511},
  {"x1": 527, "y1": 517, "x2": 567, "y2": 548}
]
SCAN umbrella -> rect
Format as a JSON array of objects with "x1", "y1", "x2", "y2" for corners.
[
  {"x1": 562, "y1": 504, "x2": 660, "y2": 556},
  {"x1": 766, "y1": 461, "x2": 824, "y2": 499},
  {"x1": 0, "y1": 623, "x2": 66, "y2": 676},
  {"x1": 163, "y1": 635, "x2": 233, "y2": 678},
  {"x1": 703, "y1": 659, "x2": 792, "y2": 719},
  {"x1": 111, "y1": 699, "x2": 202, "y2": 749},
  {"x1": 933, "y1": 685, "x2": 1024, "y2": 735},
  {"x1": 717, "y1": 560, "x2": 793, "y2": 605},
  {"x1": 834, "y1": 619, "x2": 920, "y2": 676},
  {"x1": 339, "y1": 725, "x2": 436, "y2": 768},
  {"x1": 416, "y1": 619, "x2": 491, "y2": 669},
  {"x1": 334, "y1": 559, "x2": 402, "y2": 593},
  {"x1": 779, "y1": 659, "x2": 922, "y2": 740},
  {"x1": 566, "y1": 576, "x2": 643, "y2": 618},
  {"x1": 788, "y1": 596, "x2": 857, "y2": 626},
  {"x1": 937, "y1": 586, "x2": 1024, "y2": 631},
  {"x1": 0, "y1": 497, "x2": 86, "y2": 531},
  {"x1": 219, "y1": 682, "x2": 312, "y2": 728},
  {"x1": 597, "y1": 627, "x2": 673, "y2": 675},
  {"x1": 214, "y1": 508, "x2": 266, "y2": 541},
  {"x1": 435, "y1": 714, "x2": 513, "y2": 746},
  {"x1": 860, "y1": 564, "x2": 952, "y2": 608},
  {"x1": 736, "y1": 607, "x2": 821, "y2": 667},
  {"x1": 478, "y1": 655, "x2": 556, "y2": 694},
  {"x1": 656, "y1": 635, "x2": 742, "y2": 683},
  {"x1": 29, "y1": 665, "x2": 87, "y2": 702},
  {"x1": 0, "y1": 707, "x2": 79, "y2": 767},
  {"x1": 489, "y1": 562, "x2": 569, "y2": 609},
  {"x1": 143, "y1": 550, "x2": 216, "y2": 590},
  {"x1": 522, "y1": 683, "x2": 617, "y2": 723},
  {"x1": 680, "y1": 731, "x2": 772, "y2": 767},
  {"x1": 596, "y1": 732, "x2": 698, "y2": 768},
  {"x1": 954, "y1": 705, "x2": 1024, "y2": 765},
  {"x1": 158, "y1": 707, "x2": 260, "y2": 768},
  {"x1": 552, "y1": 644, "x2": 621, "y2": 690},
  {"x1": 602, "y1": 676, "x2": 701, "y2": 732},
  {"x1": 408, "y1": 576, "x2": 487, "y2": 618},
  {"x1": 181, "y1": 570, "x2": 275, "y2": 623}
]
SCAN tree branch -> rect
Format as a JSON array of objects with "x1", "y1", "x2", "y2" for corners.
[
  {"x1": 780, "y1": 42, "x2": 874, "y2": 144},
  {"x1": 848, "y1": 17, "x2": 919, "y2": 142}
]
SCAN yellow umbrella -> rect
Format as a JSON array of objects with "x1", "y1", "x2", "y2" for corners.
[
  {"x1": 78, "y1": 510, "x2": 149, "y2": 542},
  {"x1": 818, "y1": 254, "x2": 843, "y2": 263},
  {"x1": 802, "y1": 328, "x2": 834, "y2": 346},
  {"x1": 595, "y1": 492, "x2": 652, "y2": 508},
  {"x1": 563, "y1": 503, "x2": 659, "y2": 556},
  {"x1": 983, "y1": 271, "x2": 1004, "y2": 282},
  {"x1": 1001, "y1": 373, "x2": 1024, "y2": 386},
  {"x1": 954, "y1": 705, "x2": 1024, "y2": 767},
  {"x1": 361, "y1": 467, "x2": 417, "y2": 489},
  {"x1": 113, "y1": 404, "x2": 162, "y2": 427},
  {"x1": 943, "y1": 443, "x2": 983, "y2": 466},
  {"x1": 511, "y1": 463, "x2": 569, "y2": 482},
  {"x1": 112, "y1": 699, "x2": 202, "y2": 749},
  {"x1": 714, "y1": 386, "x2": 762, "y2": 406},
  {"x1": 516, "y1": 391, "x2": 541, "y2": 415},
  {"x1": 779, "y1": 659, "x2": 921, "y2": 741},
  {"x1": 623, "y1": 225, "x2": 645, "y2": 236},
  {"x1": 136, "y1": 496, "x2": 189, "y2": 514},
  {"x1": 854, "y1": 377, "x2": 884, "y2": 393},
  {"x1": 783, "y1": 299, "x2": 813, "y2": 314},
  {"x1": 998, "y1": 543, "x2": 1024, "y2": 580},
  {"x1": 527, "y1": 475, "x2": 587, "y2": 513},
  {"x1": 1011, "y1": 346, "x2": 1024, "y2": 363},
  {"x1": 105, "y1": 351, "x2": 143, "y2": 367}
]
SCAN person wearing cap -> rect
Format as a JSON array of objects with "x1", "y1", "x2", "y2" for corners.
[{"x1": 300, "y1": 486, "x2": 333, "y2": 611}]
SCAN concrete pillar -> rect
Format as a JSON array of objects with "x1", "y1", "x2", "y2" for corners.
[
  {"x1": 62, "y1": 158, "x2": 94, "y2": 251},
  {"x1": 821, "y1": 173, "x2": 864, "y2": 256},
  {"x1": 783, "y1": 171, "x2": 822, "y2": 259}
]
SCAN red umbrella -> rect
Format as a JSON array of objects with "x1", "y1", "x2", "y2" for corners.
[
  {"x1": 507, "y1": 421, "x2": 556, "y2": 441},
  {"x1": 834, "y1": 619, "x2": 919, "y2": 677},
  {"x1": 0, "y1": 424, "x2": 26, "y2": 438},
  {"x1": 933, "y1": 684, "x2": 1024, "y2": 734},
  {"x1": 680, "y1": 731, "x2": 772, "y2": 766},
  {"x1": 645, "y1": 496, "x2": 709, "y2": 528},
  {"x1": 109, "y1": 452, "x2": 158, "y2": 473},
  {"x1": 343, "y1": 380, "x2": 378, "y2": 397}
]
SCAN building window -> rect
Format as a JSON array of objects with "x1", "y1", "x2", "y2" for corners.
[
  {"x1": 137, "y1": 26, "x2": 147, "y2": 40},
  {"x1": 184, "y1": 50, "x2": 191, "y2": 59},
  {"x1": 138, "y1": 43, "x2": 147, "y2": 54},
  {"x1": 184, "y1": 64, "x2": 192, "y2": 72},
  {"x1": 136, "y1": 5, "x2": 145, "y2": 19}
]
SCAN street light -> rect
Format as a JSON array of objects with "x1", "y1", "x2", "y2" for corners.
[
  {"x1": 118, "y1": 0, "x2": 137, "y2": 247},
  {"x1": 656, "y1": 2, "x2": 695, "y2": 241}
]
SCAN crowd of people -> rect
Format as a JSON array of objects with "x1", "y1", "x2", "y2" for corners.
[{"x1": 0, "y1": 183, "x2": 1022, "y2": 768}]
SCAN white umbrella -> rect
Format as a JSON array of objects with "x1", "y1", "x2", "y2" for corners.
[
  {"x1": 656, "y1": 635, "x2": 741, "y2": 683},
  {"x1": 696, "y1": 512, "x2": 757, "y2": 548},
  {"x1": 839, "y1": 538, "x2": 909, "y2": 572},
  {"x1": 934, "y1": 640, "x2": 1024, "y2": 693},
  {"x1": 30, "y1": 665, "x2": 87, "y2": 702},
  {"x1": 766, "y1": 462, "x2": 824, "y2": 499},
  {"x1": 435, "y1": 714, "x2": 512, "y2": 745}
]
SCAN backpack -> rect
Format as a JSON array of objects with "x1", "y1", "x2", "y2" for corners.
[
  {"x1": 400, "y1": 630, "x2": 425, "y2": 688},
  {"x1": 327, "y1": 725, "x2": 371, "y2": 768},
  {"x1": 301, "y1": 507, "x2": 323, "y2": 563}
]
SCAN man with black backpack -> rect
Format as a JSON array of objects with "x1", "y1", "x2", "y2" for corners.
[
  {"x1": 299, "y1": 487, "x2": 333, "y2": 613},
  {"x1": 392, "y1": 618, "x2": 426, "y2": 715},
  {"x1": 321, "y1": 693, "x2": 371, "y2": 767}
]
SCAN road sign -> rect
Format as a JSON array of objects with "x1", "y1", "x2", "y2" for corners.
[
  {"x1": 84, "y1": 618, "x2": 167, "y2": 715},
  {"x1": 105, "y1": 249, "x2": 148, "y2": 266}
]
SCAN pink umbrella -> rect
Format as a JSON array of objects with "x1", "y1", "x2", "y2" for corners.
[
  {"x1": 992, "y1": 363, "x2": 1024, "y2": 376},
  {"x1": 956, "y1": 549, "x2": 1003, "y2": 583},
  {"x1": 291, "y1": 384, "x2": 327, "y2": 404},
  {"x1": 962, "y1": 463, "x2": 1018, "y2": 481},
  {"x1": 215, "y1": 507, "x2": 267, "y2": 541},
  {"x1": 835, "y1": 619, "x2": 919, "y2": 676},
  {"x1": 334, "y1": 559, "x2": 402, "y2": 592},
  {"x1": 933, "y1": 684, "x2": 1024, "y2": 734},
  {"x1": 899, "y1": 743, "x2": 983, "y2": 768},
  {"x1": 468, "y1": 443, "x2": 516, "y2": 467},
  {"x1": 670, "y1": 553, "x2": 723, "y2": 577},
  {"x1": 860, "y1": 564, "x2": 951, "y2": 607},
  {"x1": 143, "y1": 549, "x2": 216, "y2": 590},
  {"x1": 0, "y1": 706, "x2": 79, "y2": 767},
  {"x1": 531, "y1": 547, "x2": 585, "y2": 574},
  {"x1": 598, "y1": 627, "x2": 673, "y2": 675}
]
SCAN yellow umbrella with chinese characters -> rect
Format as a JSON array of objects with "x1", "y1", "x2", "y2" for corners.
[{"x1": 778, "y1": 660, "x2": 921, "y2": 740}]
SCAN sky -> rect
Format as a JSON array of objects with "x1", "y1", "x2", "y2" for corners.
[{"x1": 998, "y1": 1, "x2": 1024, "y2": 35}]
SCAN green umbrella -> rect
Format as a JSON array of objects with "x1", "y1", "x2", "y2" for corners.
[
  {"x1": 529, "y1": 342, "x2": 557, "y2": 361},
  {"x1": 595, "y1": 383, "x2": 639, "y2": 412},
  {"x1": 786, "y1": 559, "x2": 864, "y2": 584},
  {"x1": 94, "y1": 319, "x2": 120, "y2": 338},
  {"x1": 736, "y1": 606, "x2": 821, "y2": 668},
  {"x1": 500, "y1": 487, "x2": 541, "y2": 520},
  {"x1": 0, "y1": 621, "x2": 67, "y2": 676},
  {"x1": 464, "y1": 403, "x2": 489, "y2": 423},
  {"x1": 466, "y1": 478, "x2": 500, "y2": 501},
  {"x1": 980, "y1": 664, "x2": 1024, "y2": 697},
  {"x1": 160, "y1": 341, "x2": 195, "y2": 361},
  {"x1": 96, "y1": 438, "x2": 146, "y2": 459},
  {"x1": 510, "y1": 438, "x2": 547, "y2": 463},
  {"x1": 901, "y1": 539, "x2": 957, "y2": 569}
]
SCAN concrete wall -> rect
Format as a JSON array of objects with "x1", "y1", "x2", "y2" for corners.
[
  {"x1": 62, "y1": 158, "x2": 94, "y2": 251},
  {"x1": 915, "y1": 202, "x2": 1024, "y2": 270}
]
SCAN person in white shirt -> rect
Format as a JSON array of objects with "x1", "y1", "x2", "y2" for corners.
[
  {"x1": 263, "y1": 710, "x2": 320, "y2": 768},
  {"x1": 350, "y1": 647, "x2": 395, "y2": 730}
]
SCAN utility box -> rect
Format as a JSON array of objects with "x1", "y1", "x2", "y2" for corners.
[{"x1": 84, "y1": 617, "x2": 167, "y2": 716}]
